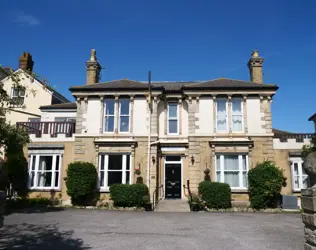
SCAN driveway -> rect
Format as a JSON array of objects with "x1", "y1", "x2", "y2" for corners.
[{"x1": 0, "y1": 209, "x2": 303, "y2": 250}]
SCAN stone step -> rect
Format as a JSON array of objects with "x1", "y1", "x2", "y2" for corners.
[{"x1": 155, "y1": 199, "x2": 190, "y2": 212}]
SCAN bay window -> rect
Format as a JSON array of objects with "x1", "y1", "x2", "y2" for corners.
[
  {"x1": 216, "y1": 98, "x2": 228, "y2": 132},
  {"x1": 168, "y1": 103, "x2": 178, "y2": 134},
  {"x1": 216, "y1": 154, "x2": 248, "y2": 189},
  {"x1": 291, "y1": 158, "x2": 309, "y2": 192},
  {"x1": 99, "y1": 154, "x2": 131, "y2": 191},
  {"x1": 29, "y1": 154, "x2": 61, "y2": 189}
]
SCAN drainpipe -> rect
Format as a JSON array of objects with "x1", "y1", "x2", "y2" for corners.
[{"x1": 146, "y1": 71, "x2": 152, "y2": 188}]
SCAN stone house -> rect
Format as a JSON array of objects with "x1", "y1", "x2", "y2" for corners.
[{"x1": 20, "y1": 49, "x2": 312, "y2": 206}]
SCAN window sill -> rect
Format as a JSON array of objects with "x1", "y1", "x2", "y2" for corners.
[
  {"x1": 99, "y1": 188, "x2": 110, "y2": 193},
  {"x1": 29, "y1": 188, "x2": 61, "y2": 192},
  {"x1": 231, "y1": 188, "x2": 248, "y2": 193}
]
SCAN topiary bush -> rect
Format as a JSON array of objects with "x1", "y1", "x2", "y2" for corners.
[
  {"x1": 248, "y1": 160, "x2": 287, "y2": 210},
  {"x1": 198, "y1": 181, "x2": 231, "y2": 209},
  {"x1": 66, "y1": 161, "x2": 98, "y2": 205},
  {"x1": 110, "y1": 184, "x2": 149, "y2": 207}
]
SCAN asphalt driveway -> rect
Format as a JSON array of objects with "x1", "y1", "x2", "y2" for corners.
[{"x1": 0, "y1": 209, "x2": 304, "y2": 250}]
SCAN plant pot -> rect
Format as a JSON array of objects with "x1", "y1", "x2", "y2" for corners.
[{"x1": 144, "y1": 203, "x2": 152, "y2": 211}]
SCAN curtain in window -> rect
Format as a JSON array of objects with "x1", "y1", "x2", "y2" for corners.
[
  {"x1": 232, "y1": 98, "x2": 242, "y2": 132},
  {"x1": 216, "y1": 99, "x2": 227, "y2": 131},
  {"x1": 223, "y1": 155, "x2": 239, "y2": 187}
]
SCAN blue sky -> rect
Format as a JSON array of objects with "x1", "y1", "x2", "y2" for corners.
[{"x1": 1, "y1": 0, "x2": 315, "y2": 132}]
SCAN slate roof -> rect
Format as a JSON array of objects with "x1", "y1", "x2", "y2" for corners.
[
  {"x1": 40, "y1": 102, "x2": 77, "y2": 110},
  {"x1": 70, "y1": 78, "x2": 278, "y2": 92}
]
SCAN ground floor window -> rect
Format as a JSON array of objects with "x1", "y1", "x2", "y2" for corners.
[
  {"x1": 291, "y1": 157, "x2": 309, "y2": 192},
  {"x1": 29, "y1": 154, "x2": 61, "y2": 189},
  {"x1": 99, "y1": 154, "x2": 131, "y2": 191},
  {"x1": 215, "y1": 154, "x2": 248, "y2": 189}
]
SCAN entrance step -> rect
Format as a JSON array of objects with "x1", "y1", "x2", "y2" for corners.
[{"x1": 155, "y1": 199, "x2": 190, "y2": 212}]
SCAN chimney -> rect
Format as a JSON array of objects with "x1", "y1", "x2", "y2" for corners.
[
  {"x1": 85, "y1": 49, "x2": 101, "y2": 85},
  {"x1": 19, "y1": 52, "x2": 34, "y2": 72},
  {"x1": 247, "y1": 50, "x2": 264, "y2": 84}
]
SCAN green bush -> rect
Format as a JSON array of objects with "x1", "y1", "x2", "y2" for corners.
[
  {"x1": 66, "y1": 161, "x2": 98, "y2": 205},
  {"x1": 198, "y1": 181, "x2": 232, "y2": 209},
  {"x1": 110, "y1": 184, "x2": 149, "y2": 207},
  {"x1": 248, "y1": 161, "x2": 287, "y2": 210},
  {"x1": 188, "y1": 194, "x2": 205, "y2": 211}
]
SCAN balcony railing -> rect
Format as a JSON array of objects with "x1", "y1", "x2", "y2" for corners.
[
  {"x1": 273, "y1": 133, "x2": 314, "y2": 143},
  {"x1": 16, "y1": 121, "x2": 76, "y2": 138}
]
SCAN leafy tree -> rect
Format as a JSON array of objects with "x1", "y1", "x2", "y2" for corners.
[{"x1": 302, "y1": 134, "x2": 316, "y2": 159}]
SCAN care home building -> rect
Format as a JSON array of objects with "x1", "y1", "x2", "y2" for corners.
[{"x1": 20, "y1": 49, "x2": 313, "y2": 206}]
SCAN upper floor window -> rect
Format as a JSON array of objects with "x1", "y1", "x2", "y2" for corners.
[
  {"x1": 119, "y1": 99, "x2": 130, "y2": 132},
  {"x1": 291, "y1": 158, "x2": 309, "y2": 192},
  {"x1": 10, "y1": 87, "x2": 26, "y2": 106},
  {"x1": 216, "y1": 98, "x2": 227, "y2": 132},
  {"x1": 104, "y1": 99, "x2": 115, "y2": 132},
  {"x1": 168, "y1": 103, "x2": 178, "y2": 134},
  {"x1": 104, "y1": 98, "x2": 130, "y2": 133},
  {"x1": 231, "y1": 98, "x2": 243, "y2": 132},
  {"x1": 216, "y1": 97, "x2": 243, "y2": 133}
]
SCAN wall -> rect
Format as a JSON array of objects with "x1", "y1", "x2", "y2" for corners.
[
  {"x1": 86, "y1": 98, "x2": 101, "y2": 134},
  {"x1": 2, "y1": 70, "x2": 53, "y2": 125},
  {"x1": 196, "y1": 97, "x2": 213, "y2": 135},
  {"x1": 133, "y1": 97, "x2": 148, "y2": 136},
  {"x1": 247, "y1": 97, "x2": 265, "y2": 135},
  {"x1": 273, "y1": 138, "x2": 310, "y2": 150},
  {"x1": 41, "y1": 110, "x2": 76, "y2": 122}
]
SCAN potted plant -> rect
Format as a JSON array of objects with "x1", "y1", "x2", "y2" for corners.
[{"x1": 143, "y1": 195, "x2": 152, "y2": 211}]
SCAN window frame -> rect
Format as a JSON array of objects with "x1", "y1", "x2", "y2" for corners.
[
  {"x1": 104, "y1": 99, "x2": 116, "y2": 133},
  {"x1": 167, "y1": 102, "x2": 179, "y2": 135},
  {"x1": 10, "y1": 87, "x2": 26, "y2": 106},
  {"x1": 215, "y1": 154, "x2": 248, "y2": 189},
  {"x1": 231, "y1": 97, "x2": 244, "y2": 133},
  {"x1": 291, "y1": 157, "x2": 309, "y2": 192},
  {"x1": 28, "y1": 154, "x2": 62, "y2": 190},
  {"x1": 118, "y1": 98, "x2": 130, "y2": 133},
  {"x1": 216, "y1": 98, "x2": 228, "y2": 133},
  {"x1": 98, "y1": 153, "x2": 132, "y2": 192}
]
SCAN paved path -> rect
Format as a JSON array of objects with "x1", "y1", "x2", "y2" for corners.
[
  {"x1": 155, "y1": 199, "x2": 190, "y2": 212},
  {"x1": 0, "y1": 209, "x2": 304, "y2": 250}
]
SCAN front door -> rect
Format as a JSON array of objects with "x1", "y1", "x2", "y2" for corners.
[{"x1": 165, "y1": 164, "x2": 181, "y2": 199}]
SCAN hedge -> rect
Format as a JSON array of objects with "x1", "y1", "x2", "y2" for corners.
[
  {"x1": 248, "y1": 161, "x2": 286, "y2": 209},
  {"x1": 6, "y1": 197, "x2": 53, "y2": 210},
  {"x1": 198, "y1": 181, "x2": 231, "y2": 209},
  {"x1": 110, "y1": 184, "x2": 149, "y2": 207},
  {"x1": 66, "y1": 161, "x2": 98, "y2": 205}
]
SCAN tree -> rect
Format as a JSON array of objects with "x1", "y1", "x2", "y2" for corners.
[
  {"x1": 0, "y1": 66, "x2": 32, "y2": 198},
  {"x1": 302, "y1": 134, "x2": 316, "y2": 159}
]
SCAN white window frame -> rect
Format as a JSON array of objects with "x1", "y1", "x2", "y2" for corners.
[
  {"x1": 28, "y1": 154, "x2": 62, "y2": 190},
  {"x1": 216, "y1": 98, "x2": 228, "y2": 133},
  {"x1": 10, "y1": 87, "x2": 26, "y2": 106},
  {"x1": 167, "y1": 102, "x2": 179, "y2": 135},
  {"x1": 98, "y1": 154, "x2": 131, "y2": 192},
  {"x1": 104, "y1": 99, "x2": 116, "y2": 133},
  {"x1": 215, "y1": 154, "x2": 248, "y2": 189},
  {"x1": 231, "y1": 97, "x2": 243, "y2": 133},
  {"x1": 291, "y1": 157, "x2": 309, "y2": 192},
  {"x1": 118, "y1": 99, "x2": 130, "y2": 133}
]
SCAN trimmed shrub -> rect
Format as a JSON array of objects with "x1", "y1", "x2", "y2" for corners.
[
  {"x1": 248, "y1": 161, "x2": 287, "y2": 210},
  {"x1": 6, "y1": 197, "x2": 53, "y2": 210},
  {"x1": 66, "y1": 161, "x2": 98, "y2": 205},
  {"x1": 110, "y1": 184, "x2": 149, "y2": 207},
  {"x1": 198, "y1": 181, "x2": 232, "y2": 209}
]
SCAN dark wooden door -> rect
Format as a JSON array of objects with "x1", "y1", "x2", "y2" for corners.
[{"x1": 165, "y1": 164, "x2": 181, "y2": 199}]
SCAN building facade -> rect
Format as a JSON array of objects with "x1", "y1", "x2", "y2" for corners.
[{"x1": 21, "y1": 49, "x2": 312, "y2": 206}]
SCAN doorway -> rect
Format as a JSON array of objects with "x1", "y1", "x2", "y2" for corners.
[{"x1": 164, "y1": 156, "x2": 182, "y2": 199}]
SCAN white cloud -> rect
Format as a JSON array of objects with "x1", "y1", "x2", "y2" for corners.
[{"x1": 14, "y1": 11, "x2": 40, "y2": 26}]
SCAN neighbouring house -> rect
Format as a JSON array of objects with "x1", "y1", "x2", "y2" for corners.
[
  {"x1": 18, "y1": 49, "x2": 313, "y2": 207},
  {"x1": 0, "y1": 52, "x2": 70, "y2": 126}
]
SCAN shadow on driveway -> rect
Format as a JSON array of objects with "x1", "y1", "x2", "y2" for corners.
[{"x1": 0, "y1": 223, "x2": 89, "y2": 250}]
